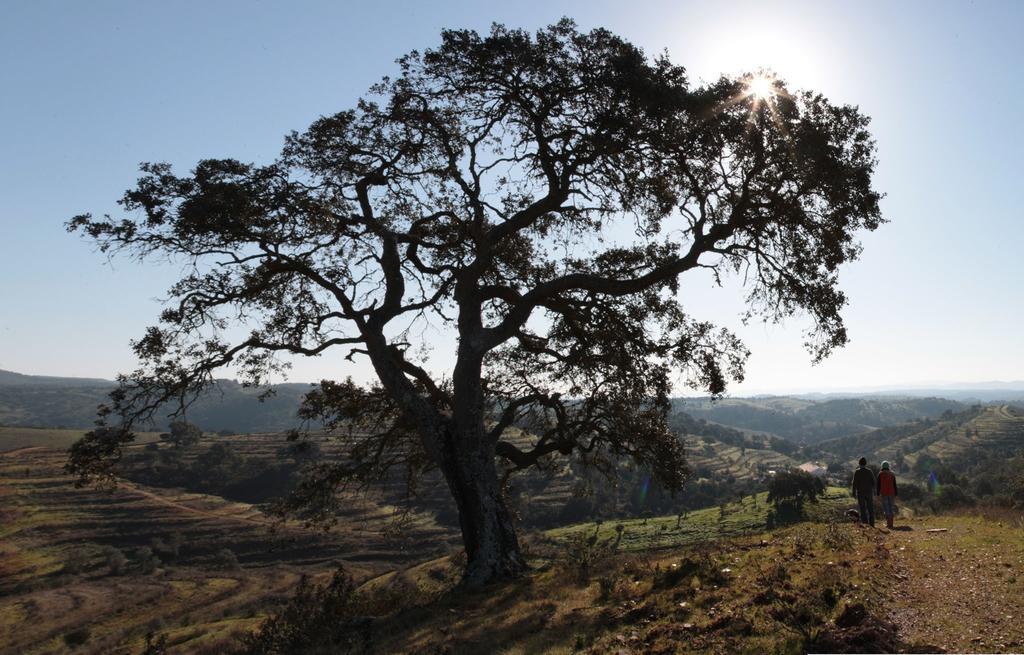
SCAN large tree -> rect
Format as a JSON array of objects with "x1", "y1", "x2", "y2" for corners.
[{"x1": 67, "y1": 20, "x2": 882, "y2": 585}]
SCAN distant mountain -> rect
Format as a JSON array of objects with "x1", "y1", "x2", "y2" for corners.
[
  {"x1": 2, "y1": 367, "x2": 1016, "y2": 447},
  {"x1": 788, "y1": 384, "x2": 1024, "y2": 403},
  {"x1": 675, "y1": 396, "x2": 968, "y2": 444},
  {"x1": 0, "y1": 369, "x2": 313, "y2": 433},
  {"x1": 0, "y1": 369, "x2": 111, "y2": 387}
]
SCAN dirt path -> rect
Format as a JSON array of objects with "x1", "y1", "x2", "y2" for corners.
[
  {"x1": 0, "y1": 446, "x2": 48, "y2": 457},
  {"x1": 121, "y1": 480, "x2": 275, "y2": 526},
  {"x1": 881, "y1": 516, "x2": 1024, "y2": 653}
]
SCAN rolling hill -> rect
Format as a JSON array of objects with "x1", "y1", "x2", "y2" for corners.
[
  {"x1": 820, "y1": 404, "x2": 1024, "y2": 472},
  {"x1": 0, "y1": 370, "x2": 314, "y2": 433},
  {"x1": 0, "y1": 444, "x2": 457, "y2": 654},
  {"x1": 677, "y1": 396, "x2": 968, "y2": 444}
]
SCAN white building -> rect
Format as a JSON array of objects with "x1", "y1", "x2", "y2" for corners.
[{"x1": 797, "y1": 462, "x2": 828, "y2": 477}]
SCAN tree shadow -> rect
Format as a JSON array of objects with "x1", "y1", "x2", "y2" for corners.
[
  {"x1": 891, "y1": 525, "x2": 913, "y2": 531},
  {"x1": 372, "y1": 572, "x2": 600, "y2": 654}
]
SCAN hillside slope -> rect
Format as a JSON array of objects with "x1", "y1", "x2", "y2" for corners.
[
  {"x1": 368, "y1": 513, "x2": 1024, "y2": 654},
  {"x1": 0, "y1": 372, "x2": 314, "y2": 432},
  {"x1": 679, "y1": 396, "x2": 967, "y2": 444},
  {"x1": 821, "y1": 404, "x2": 1024, "y2": 470},
  {"x1": 0, "y1": 445, "x2": 457, "y2": 655}
]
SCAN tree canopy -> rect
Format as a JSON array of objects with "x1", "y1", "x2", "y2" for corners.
[
  {"x1": 767, "y1": 468, "x2": 827, "y2": 507},
  {"x1": 160, "y1": 420, "x2": 202, "y2": 449},
  {"x1": 67, "y1": 20, "x2": 882, "y2": 585}
]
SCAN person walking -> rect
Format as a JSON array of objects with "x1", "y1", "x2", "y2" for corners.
[
  {"x1": 877, "y1": 460, "x2": 898, "y2": 529},
  {"x1": 852, "y1": 457, "x2": 876, "y2": 527}
]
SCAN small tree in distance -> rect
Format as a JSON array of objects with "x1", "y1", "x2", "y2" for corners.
[
  {"x1": 66, "y1": 20, "x2": 882, "y2": 586},
  {"x1": 767, "y1": 468, "x2": 826, "y2": 509},
  {"x1": 160, "y1": 420, "x2": 203, "y2": 449}
]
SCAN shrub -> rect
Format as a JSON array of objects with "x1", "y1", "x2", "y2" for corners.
[
  {"x1": 770, "y1": 591, "x2": 829, "y2": 646},
  {"x1": 235, "y1": 568, "x2": 372, "y2": 654},
  {"x1": 755, "y1": 560, "x2": 789, "y2": 587},
  {"x1": 656, "y1": 551, "x2": 729, "y2": 590},
  {"x1": 899, "y1": 481, "x2": 927, "y2": 502},
  {"x1": 63, "y1": 628, "x2": 90, "y2": 648},
  {"x1": 103, "y1": 546, "x2": 127, "y2": 576},
  {"x1": 596, "y1": 574, "x2": 618, "y2": 601},
  {"x1": 140, "y1": 632, "x2": 168, "y2": 655},
  {"x1": 821, "y1": 519, "x2": 854, "y2": 551},
  {"x1": 767, "y1": 469, "x2": 825, "y2": 507},
  {"x1": 933, "y1": 484, "x2": 975, "y2": 510},
  {"x1": 152, "y1": 532, "x2": 183, "y2": 561},
  {"x1": 562, "y1": 531, "x2": 619, "y2": 583},
  {"x1": 62, "y1": 547, "x2": 90, "y2": 575},
  {"x1": 161, "y1": 421, "x2": 203, "y2": 448},
  {"x1": 136, "y1": 546, "x2": 161, "y2": 574},
  {"x1": 215, "y1": 548, "x2": 241, "y2": 571}
]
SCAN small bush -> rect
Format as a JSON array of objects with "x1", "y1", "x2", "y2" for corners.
[
  {"x1": 235, "y1": 568, "x2": 372, "y2": 654},
  {"x1": 136, "y1": 546, "x2": 161, "y2": 574},
  {"x1": 425, "y1": 566, "x2": 448, "y2": 582},
  {"x1": 756, "y1": 561, "x2": 790, "y2": 587},
  {"x1": 656, "y1": 551, "x2": 729, "y2": 590},
  {"x1": 140, "y1": 632, "x2": 168, "y2": 655},
  {"x1": 145, "y1": 617, "x2": 167, "y2": 633},
  {"x1": 596, "y1": 574, "x2": 618, "y2": 601},
  {"x1": 821, "y1": 519, "x2": 854, "y2": 551},
  {"x1": 562, "y1": 530, "x2": 619, "y2": 583},
  {"x1": 63, "y1": 547, "x2": 90, "y2": 575},
  {"x1": 152, "y1": 532, "x2": 183, "y2": 561},
  {"x1": 102, "y1": 546, "x2": 127, "y2": 576},
  {"x1": 215, "y1": 548, "x2": 241, "y2": 570},
  {"x1": 63, "y1": 627, "x2": 91, "y2": 648},
  {"x1": 770, "y1": 593, "x2": 829, "y2": 646},
  {"x1": 768, "y1": 469, "x2": 825, "y2": 507},
  {"x1": 934, "y1": 484, "x2": 974, "y2": 510}
]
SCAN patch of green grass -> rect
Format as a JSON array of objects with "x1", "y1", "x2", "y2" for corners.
[{"x1": 548, "y1": 487, "x2": 851, "y2": 551}]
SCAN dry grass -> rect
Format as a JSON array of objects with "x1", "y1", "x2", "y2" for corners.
[
  {"x1": 371, "y1": 520, "x2": 913, "y2": 654},
  {"x1": 0, "y1": 426, "x2": 161, "y2": 452},
  {"x1": 0, "y1": 446, "x2": 453, "y2": 654}
]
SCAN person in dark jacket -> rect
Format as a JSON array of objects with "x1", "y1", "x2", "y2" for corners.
[
  {"x1": 877, "y1": 460, "x2": 898, "y2": 528},
  {"x1": 851, "y1": 457, "x2": 876, "y2": 527}
]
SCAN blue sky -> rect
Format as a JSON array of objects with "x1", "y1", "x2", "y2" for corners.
[{"x1": 1, "y1": 0, "x2": 1022, "y2": 394}]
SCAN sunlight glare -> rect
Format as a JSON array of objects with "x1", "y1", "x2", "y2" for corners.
[{"x1": 747, "y1": 75, "x2": 776, "y2": 100}]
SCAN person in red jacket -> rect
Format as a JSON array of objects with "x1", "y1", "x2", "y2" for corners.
[{"x1": 877, "y1": 460, "x2": 899, "y2": 529}]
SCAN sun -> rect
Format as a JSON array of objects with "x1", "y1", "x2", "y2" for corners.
[{"x1": 746, "y1": 75, "x2": 777, "y2": 100}]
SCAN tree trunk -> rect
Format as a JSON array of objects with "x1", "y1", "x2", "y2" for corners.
[{"x1": 438, "y1": 428, "x2": 527, "y2": 587}]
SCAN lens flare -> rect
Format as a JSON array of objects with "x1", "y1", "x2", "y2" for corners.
[
  {"x1": 639, "y1": 476, "x2": 651, "y2": 506},
  {"x1": 747, "y1": 75, "x2": 776, "y2": 100}
]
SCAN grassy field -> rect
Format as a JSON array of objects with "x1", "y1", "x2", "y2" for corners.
[
  {"x1": 548, "y1": 487, "x2": 852, "y2": 552},
  {"x1": 0, "y1": 426, "x2": 161, "y2": 452},
  {"x1": 0, "y1": 445, "x2": 457, "y2": 655},
  {"x1": 0, "y1": 427, "x2": 843, "y2": 654},
  {"x1": 375, "y1": 512, "x2": 1024, "y2": 654},
  {"x1": 4, "y1": 426, "x2": 1022, "y2": 654}
]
